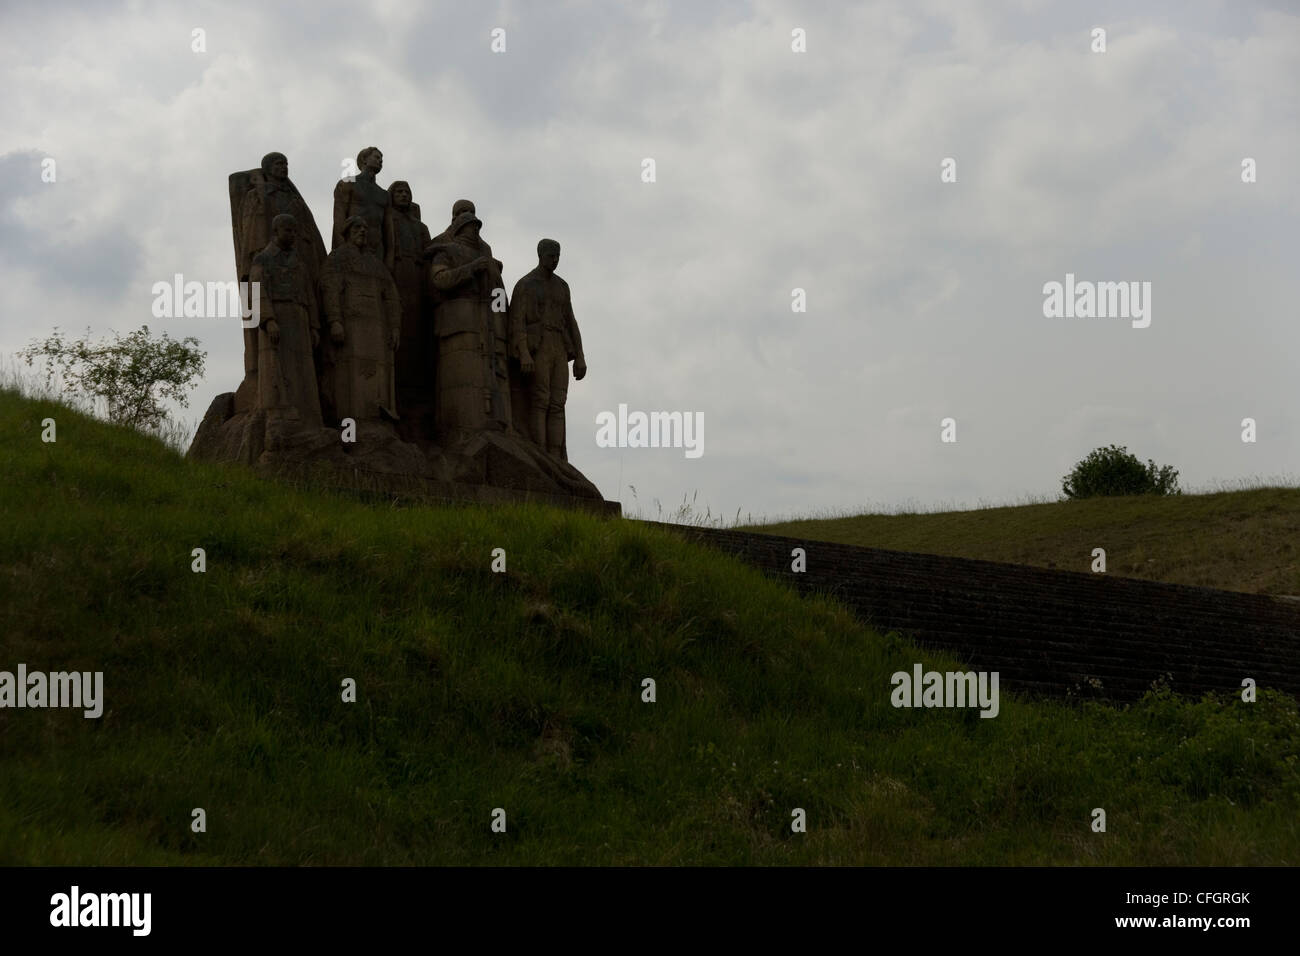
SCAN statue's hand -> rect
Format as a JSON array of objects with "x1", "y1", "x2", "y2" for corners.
[
  {"x1": 472, "y1": 256, "x2": 491, "y2": 273},
  {"x1": 573, "y1": 358, "x2": 587, "y2": 380},
  {"x1": 520, "y1": 351, "x2": 534, "y2": 374},
  {"x1": 266, "y1": 319, "x2": 281, "y2": 345},
  {"x1": 330, "y1": 321, "x2": 345, "y2": 345}
]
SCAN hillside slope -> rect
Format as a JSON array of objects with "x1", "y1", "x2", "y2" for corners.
[
  {"x1": 748, "y1": 489, "x2": 1300, "y2": 595},
  {"x1": 1, "y1": 390, "x2": 1298, "y2": 865}
]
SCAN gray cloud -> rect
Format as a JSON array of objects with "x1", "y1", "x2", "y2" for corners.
[
  {"x1": 0, "y1": 150, "x2": 142, "y2": 300},
  {"x1": 1, "y1": 0, "x2": 1297, "y2": 518}
]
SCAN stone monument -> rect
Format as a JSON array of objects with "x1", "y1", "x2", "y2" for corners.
[{"x1": 190, "y1": 148, "x2": 612, "y2": 513}]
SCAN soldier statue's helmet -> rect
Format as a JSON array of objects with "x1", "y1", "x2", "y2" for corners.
[{"x1": 450, "y1": 210, "x2": 482, "y2": 235}]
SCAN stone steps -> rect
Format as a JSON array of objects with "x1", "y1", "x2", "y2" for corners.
[{"x1": 650, "y1": 523, "x2": 1300, "y2": 702}]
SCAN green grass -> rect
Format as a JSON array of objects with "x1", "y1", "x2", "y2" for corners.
[
  {"x1": 1, "y1": 388, "x2": 1298, "y2": 864},
  {"x1": 746, "y1": 489, "x2": 1300, "y2": 595}
]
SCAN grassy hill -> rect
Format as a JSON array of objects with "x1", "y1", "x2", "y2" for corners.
[
  {"x1": 747, "y1": 489, "x2": 1300, "y2": 595},
  {"x1": 2, "y1": 388, "x2": 1298, "y2": 865}
]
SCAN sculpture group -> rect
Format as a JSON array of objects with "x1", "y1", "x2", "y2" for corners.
[{"x1": 189, "y1": 147, "x2": 605, "y2": 506}]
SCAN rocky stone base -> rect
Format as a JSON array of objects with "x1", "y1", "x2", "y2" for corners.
[{"x1": 188, "y1": 391, "x2": 619, "y2": 516}]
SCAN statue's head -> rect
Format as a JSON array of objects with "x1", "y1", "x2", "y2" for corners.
[
  {"x1": 537, "y1": 238, "x2": 560, "y2": 273},
  {"x1": 262, "y1": 152, "x2": 289, "y2": 181},
  {"x1": 343, "y1": 215, "x2": 368, "y2": 248},
  {"x1": 451, "y1": 210, "x2": 482, "y2": 243},
  {"x1": 271, "y1": 213, "x2": 299, "y2": 247},
  {"x1": 357, "y1": 147, "x2": 383, "y2": 175},
  {"x1": 451, "y1": 199, "x2": 476, "y2": 219},
  {"x1": 389, "y1": 181, "x2": 412, "y2": 209}
]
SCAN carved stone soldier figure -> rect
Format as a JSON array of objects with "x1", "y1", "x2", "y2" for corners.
[
  {"x1": 427, "y1": 211, "x2": 511, "y2": 439},
  {"x1": 447, "y1": 203, "x2": 512, "y2": 438},
  {"x1": 433, "y1": 199, "x2": 498, "y2": 265},
  {"x1": 387, "y1": 181, "x2": 433, "y2": 408},
  {"x1": 431, "y1": 200, "x2": 528, "y2": 440},
  {"x1": 248, "y1": 214, "x2": 323, "y2": 445},
  {"x1": 510, "y1": 239, "x2": 586, "y2": 460},
  {"x1": 321, "y1": 216, "x2": 402, "y2": 425},
  {"x1": 332, "y1": 146, "x2": 394, "y2": 272},
  {"x1": 432, "y1": 201, "x2": 511, "y2": 423},
  {"x1": 230, "y1": 152, "x2": 327, "y2": 411}
]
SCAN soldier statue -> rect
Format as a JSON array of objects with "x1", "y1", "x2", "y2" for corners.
[
  {"x1": 427, "y1": 210, "x2": 511, "y2": 440},
  {"x1": 320, "y1": 216, "x2": 402, "y2": 425},
  {"x1": 509, "y1": 238, "x2": 586, "y2": 460},
  {"x1": 229, "y1": 152, "x2": 326, "y2": 412},
  {"x1": 248, "y1": 214, "x2": 323, "y2": 446},
  {"x1": 332, "y1": 146, "x2": 394, "y2": 272},
  {"x1": 388, "y1": 181, "x2": 433, "y2": 400}
]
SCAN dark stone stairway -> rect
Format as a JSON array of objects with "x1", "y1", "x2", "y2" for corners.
[{"x1": 651, "y1": 523, "x2": 1300, "y2": 702}]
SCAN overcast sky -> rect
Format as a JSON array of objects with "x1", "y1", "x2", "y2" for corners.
[{"x1": 2, "y1": 0, "x2": 1297, "y2": 521}]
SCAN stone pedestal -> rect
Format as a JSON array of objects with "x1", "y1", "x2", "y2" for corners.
[{"x1": 188, "y1": 391, "x2": 616, "y2": 514}]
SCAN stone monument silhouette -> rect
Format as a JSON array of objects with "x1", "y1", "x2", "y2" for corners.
[{"x1": 189, "y1": 147, "x2": 611, "y2": 512}]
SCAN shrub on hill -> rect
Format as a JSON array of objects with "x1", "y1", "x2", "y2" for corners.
[
  {"x1": 1062, "y1": 444, "x2": 1180, "y2": 500},
  {"x1": 18, "y1": 325, "x2": 205, "y2": 433}
]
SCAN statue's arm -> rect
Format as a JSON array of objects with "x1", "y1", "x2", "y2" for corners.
[
  {"x1": 429, "y1": 257, "x2": 476, "y2": 290},
  {"x1": 508, "y1": 281, "x2": 533, "y2": 360},
  {"x1": 320, "y1": 260, "x2": 343, "y2": 326},
  {"x1": 383, "y1": 203, "x2": 396, "y2": 274},
  {"x1": 249, "y1": 257, "x2": 274, "y2": 326},
  {"x1": 564, "y1": 285, "x2": 584, "y2": 363},
  {"x1": 385, "y1": 274, "x2": 401, "y2": 346},
  {"x1": 306, "y1": 272, "x2": 321, "y2": 335},
  {"x1": 331, "y1": 181, "x2": 349, "y2": 250}
]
